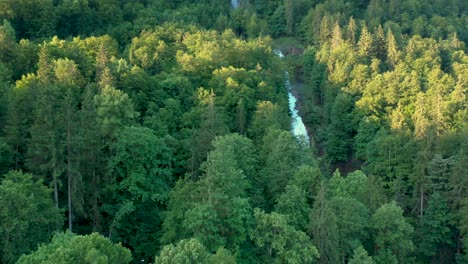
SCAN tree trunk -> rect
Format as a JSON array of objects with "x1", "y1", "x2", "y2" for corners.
[
  {"x1": 420, "y1": 186, "x2": 424, "y2": 216},
  {"x1": 67, "y1": 107, "x2": 73, "y2": 232},
  {"x1": 54, "y1": 174, "x2": 59, "y2": 208}
]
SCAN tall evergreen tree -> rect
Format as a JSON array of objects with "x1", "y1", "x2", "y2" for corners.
[
  {"x1": 417, "y1": 193, "x2": 453, "y2": 262},
  {"x1": 80, "y1": 85, "x2": 103, "y2": 231},
  {"x1": 309, "y1": 184, "x2": 340, "y2": 264}
]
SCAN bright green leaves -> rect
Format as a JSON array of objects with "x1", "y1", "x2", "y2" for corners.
[
  {"x1": 129, "y1": 29, "x2": 178, "y2": 74},
  {"x1": 155, "y1": 238, "x2": 236, "y2": 264},
  {"x1": 17, "y1": 232, "x2": 132, "y2": 264},
  {"x1": 94, "y1": 86, "x2": 138, "y2": 140},
  {"x1": 156, "y1": 238, "x2": 213, "y2": 264},
  {"x1": 349, "y1": 246, "x2": 375, "y2": 264}
]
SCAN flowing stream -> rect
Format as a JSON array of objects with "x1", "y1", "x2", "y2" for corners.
[
  {"x1": 231, "y1": 0, "x2": 240, "y2": 9},
  {"x1": 229, "y1": 2, "x2": 309, "y2": 143},
  {"x1": 275, "y1": 51, "x2": 310, "y2": 144}
]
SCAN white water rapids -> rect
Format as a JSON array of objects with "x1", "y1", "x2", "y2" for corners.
[{"x1": 275, "y1": 50, "x2": 310, "y2": 144}]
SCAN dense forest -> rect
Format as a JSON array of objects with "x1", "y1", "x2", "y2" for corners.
[{"x1": 0, "y1": 0, "x2": 466, "y2": 263}]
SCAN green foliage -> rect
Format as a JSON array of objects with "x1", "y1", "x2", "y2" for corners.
[
  {"x1": 326, "y1": 93, "x2": 354, "y2": 162},
  {"x1": 94, "y1": 86, "x2": 138, "y2": 140},
  {"x1": 0, "y1": 171, "x2": 62, "y2": 264},
  {"x1": 108, "y1": 126, "x2": 173, "y2": 261},
  {"x1": 460, "y1": 199, "x2": 468, "y2": 263},
  {"x1": 417, "y1": 193, "x2": 453, "y2": 261},
  {"x1": 249, "y1": 101, "x2": 290, "y2": 142},
  {"x1": 184, "y1": 134, "x2": 253, "y2": 252},
  {"x1": 275, "y1": 184, "x2": 311, "y2": 231},
  {"x1": 372, "y1": 202, "x2": 414, "y2": 263},
  {"x1": 17, "y1": 232, "x2": 131, "y2": 264},
  {"x1": 155, "y1": 238, "x2": 212, "y2": 264},
  {"x1": 0, "y1": 137, "x2": 12, "y2": 175},
  {"x1": 250, "y1": 208, "x2": 319, "y2": 263},
  {"x1": 309, "y1": 184, "x2": 340, "y2": 264},
  {"x1": 349, "y1": 246, "x2": 375, "y2": 264},
  {"x1": 328, "y1": 170, "x2": 369, "y2": 203},
  {"x1": 0, "y1": 1, "x2": 466, "y2": 263},
  {"x1": 155, "y1": 238, "x2": 236, "y2": 264},
  {"x1": 330, "y1": 196, "x2": 370, "y2": 260},
  {"x1": 260, "y1": 129, "x2": 314, "y2": 206},
  {"x1": 109, "y1": 126, "x2": 173, "y2": 204}
]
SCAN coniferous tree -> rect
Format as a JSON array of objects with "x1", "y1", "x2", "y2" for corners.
[
  {"x1": 417, "y1": 193, "x2": 453, "y2": 262},
  {"x1": 80, "y1": 85, "x2": 103, "y2": 231},
  {"x1": 346, "y1": 17, "x2": 357, "y2": 45},
  {"x1": 358, "y1": 23, "x2": 373, "y2": 61},
  {"x1": 386, "y1": 29, "x2": 399, "y2": 68},
  {"x1": 184, "y1": 134, "x2": 252, "y2": 252},
  {"x1": 373, "y1": 25, "x2": 387, "y2": 61},
  {"x1": 309, "y1": 184, "x2": 340, "y2": 264},
  {"x1": 27, "y1": 83, "x2": 65, "y2": 209}
]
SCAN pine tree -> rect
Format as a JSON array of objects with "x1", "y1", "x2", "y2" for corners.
[
  {"x1": 284, "y1": 0, "x2": 294, "y2": 36},
  {"x1": 80, "y1": 86, "x2": 103, "y2": 231},
  {"x1": 346, "y1": 17, "x2": 357, "y2": 45},
  {"x1": 27, "y1": 84, "x2": 65, "y2": 209},
  {"x1": 358, "y1": 23, "x2": 373, "y2": 59},
  {"x1": 373, "y1": 25, "x2": 387, "y2": 61},
  {"x1": 189, "y1": 89, "x2": 227, "y2": 178},
  {"x1": 417, "y1": 193, "x2": 453, "y2": 261},
  {"x1": 0, "y1": 20, "x2": 16, "y2": 66},
  {"x1": 184, "y1": 135, "x2": 252, "y2": 252},
  {"x1": 331, "y1": 22, "x2": 343, "y2": 50},
  {"x1": 309, "y1": 184, "x2": 340, "y2": 264},
  {"x1": 62, "y1": 87, "x2": 83, "y2": 232},
  {"x1": 37, "y1": 44, "x2": 54, "y2": 84},
  {"x1": 386, "y1": 29, "x2": 399, "y2": 68},
  {"x1": 54, "y1": 58, "x2": 83, "y2": 232}
]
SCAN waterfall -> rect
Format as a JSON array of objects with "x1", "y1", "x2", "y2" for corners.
[
  {"x1": 275, "y1": 50, "x2": 310, "y2": 144},
  {"x1": 231, "y1": 0, "x2": 240, "y2": 9}
]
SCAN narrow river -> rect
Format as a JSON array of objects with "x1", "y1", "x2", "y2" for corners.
[
  {"x1": 275, "y1": 51, "x2": 310, "y2": 144},
  {"x1": 230, "y1": 1, "x2": 309, "y2": 143},
  {"x1": 231, "y1": 0, "x2": 240, "y2": 9}
]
